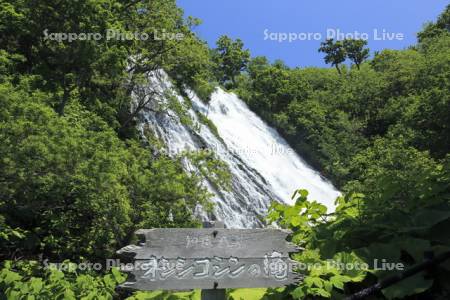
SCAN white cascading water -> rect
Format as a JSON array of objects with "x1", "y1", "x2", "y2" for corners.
[{"x1": 136, "y1": 71, "x2": 340, "y2": 228}]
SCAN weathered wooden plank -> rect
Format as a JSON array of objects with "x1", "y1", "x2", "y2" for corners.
[
  {"x1": 117, "y1": 228, "x2": 299, "y2": 259},
  {"x1": 201, "y1": 289, "x2": 226, "y2": 300},
  {"x1": 201, "y1": 221, "x2": 226, "y2": 300},
  {"x1": 117, "y1": 226, "x2": 303, "y2": 291},
  {"x1": 119, "y1": 256, "x2": 302, "y2": 290}
]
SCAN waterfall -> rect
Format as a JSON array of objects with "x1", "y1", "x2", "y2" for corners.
[{"x1": 136, "y1": 71, "x2": 340, "y2": 228}]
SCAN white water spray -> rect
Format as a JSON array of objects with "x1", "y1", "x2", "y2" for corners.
[{"x1": 137, "y1": 72, "x2": 339, "y2": 228}]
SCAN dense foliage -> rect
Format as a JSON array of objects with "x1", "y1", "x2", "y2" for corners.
[
  {"x1": 0, "y1": 261, "x2": 126, "y2": 299},
  {"x1": 0, "y1": 0, "x2": 220, "y2": 298},
  {"x1": 236, "y1": 7, "x2": 450, "y2": 189},
  {"x1": 236, "y1": 5, "x2": 450, "y2": 300}
]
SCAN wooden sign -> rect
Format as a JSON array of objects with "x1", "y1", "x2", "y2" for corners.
[{"x1": 117, "y1": 226, "x2": 302, "y2": 291}]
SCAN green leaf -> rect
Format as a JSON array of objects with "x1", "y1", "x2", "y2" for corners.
[
  {"x1": 1, "y1": 269, "x2": 22, "y2": 284},
  {"x1": 290, "y1": 215, "x2": 303, "y2": 227},
  {"x1": 291, "y1": 287, "x2": 305, "y2": 299},
  {"x1": 304, "y1": 276, "x2": 323, "y2": 288},
  {"x1": 299, "y1": 189, "x2": 309, "y2": 198},
  {"x1": 332, "y1": 252, "x2": 367, "y2": 282},
  {"x1": 29, "y1": 277, "x2": 43, "y2": 293},
  {"x1": 323, "y1": 280, "x2": 333, "y2": 292},
  {"x1": 311, "y1": 287, "x2": 331, "y2": 298},
  {"x1": 111, "y1": 267, "x2": 126, "y2": 284},
  {"x1": 412, "y1": 209, "x2": 450, "y2": 229},
  {"x1": 396, "y1": 238, "x2": 430, "y2": 262},
  {"x1": 330, "y1": 275, "x2": 345, "y2": 290},
  {"x1": 382, "y1": 272, "x2": 433, "y2": 299}
]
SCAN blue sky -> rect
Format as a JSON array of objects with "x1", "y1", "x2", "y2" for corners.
[{"x1": 177, "y1": 0, "x2": 449, "y2": 67}]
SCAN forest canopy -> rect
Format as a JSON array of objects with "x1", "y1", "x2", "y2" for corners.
[{"x1": 234, "y1": 5, "x2": 450, "y2": 299}]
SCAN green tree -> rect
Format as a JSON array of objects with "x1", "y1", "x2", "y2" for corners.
[
  {"x1": 247, "y1": 56, "x2": 270, "y2": 78},
  {"x1": 0, "y1": 82, "x2": 209, "y2": 261},
  {"x1": 343, "y1": 39, "x2": 370, "y2": 70},
  {"x1": 418, "y1": 4, "x2": 450, "y2": 42},
  {"x1": 212, "y1": 35, "x2": 250, "y2": 86},
  {"x1": 0, "y1": 0, "x2": 129, "y2": 117},
  {"x1": 318, "y1": 39, "x2": 346, "y2": 74},
  {"x1": 0, "y1": 0, "x2": 213, "y2": 129}
]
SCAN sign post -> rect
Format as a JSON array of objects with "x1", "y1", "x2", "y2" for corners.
[
  {"x1": 201, "y1": 221, "x2": 226, "y2": 300},
  {"x1": 117, "y1": 222, "x2": 301, "y2": 299}
]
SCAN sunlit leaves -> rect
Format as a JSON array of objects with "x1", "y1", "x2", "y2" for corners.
[{"x1": 0, "y1": 261, "x2": 125, "y2": 299}]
